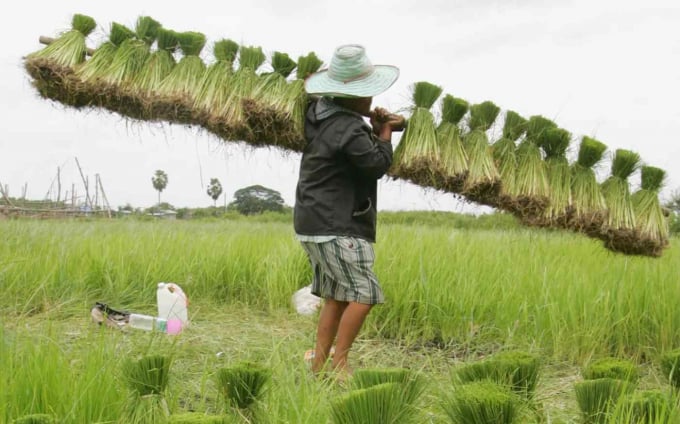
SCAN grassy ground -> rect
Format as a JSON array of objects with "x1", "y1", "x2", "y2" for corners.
[
  {"x1": 1, "y1": 216, "x2": 678, "y2": 423},
  {"x1": 2, "y1": 303, "x2": 673, "y2": 423},
  {"x1": 0, "y1": 304, "x2": 592, "y2": 424}
]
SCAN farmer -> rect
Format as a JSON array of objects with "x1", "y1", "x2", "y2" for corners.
[{"x1": 294, "y1": 44, "x2": 405, "y2": 379}]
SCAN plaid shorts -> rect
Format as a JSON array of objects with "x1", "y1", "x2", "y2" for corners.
[{"x1": 300, "y1": 237, "x2": 384, "y2": 305}]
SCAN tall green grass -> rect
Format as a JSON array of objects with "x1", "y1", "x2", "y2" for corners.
[{"x1": 0, "y1": 218, "x2": 678, "y2": 363}]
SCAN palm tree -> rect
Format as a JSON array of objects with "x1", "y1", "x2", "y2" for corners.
[
  {"x1": 207, "y1": 177, "x2": 223, "y2": 207},
  {"x1": 151, "y1": 170, "x2": 168, "y2": 206}
]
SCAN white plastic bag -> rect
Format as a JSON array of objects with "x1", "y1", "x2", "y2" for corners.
[{"x1": 292, "y1": 284, "x2": 321, "y2": 315}]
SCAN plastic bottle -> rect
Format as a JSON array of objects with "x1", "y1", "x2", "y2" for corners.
[
  {"x1": 128, "y1": 314, "x2": 183, "y2": 334},
  {"x1": 128, "y1": 313, "x2": 168, "y2": 332},
  {"x1": 156, "y1": 282, "x2": 189, "y2": 326}
]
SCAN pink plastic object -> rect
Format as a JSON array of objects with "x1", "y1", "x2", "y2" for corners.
[{"x1": 167, "y1": 319, "x2": 183, "y2": 335}]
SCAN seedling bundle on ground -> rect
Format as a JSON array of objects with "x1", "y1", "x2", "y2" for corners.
[{"x1": 24, "y1": 13, "x2": 671, "y2": 257}]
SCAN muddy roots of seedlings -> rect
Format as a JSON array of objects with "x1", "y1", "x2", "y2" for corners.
[
  {"x1": 463, "y1": 180, "x2": 501, "y2": 208},
  {"x1": 388, "y1": 158, "x2": 442, "y2": 191},
  {"x1": 497, "y1": 194, "x2": 549, "y2": 223},
  {"x1": 563, "y1": 210, "x2": 606, "y2": 238},
  {"x1": 242, "y1": 99, "x2": 305, "y2": 152},
  {"x1": 435, "y1": 171, "x2": 467, "y2": 194},
  {"x1": 202, "y1": 116, "x2": 252, "y2": 145},
  {"x1": 601, "y1": 228, "x2": 668, "y2": 257},
  {"x1": 24, "y1": 58, "x2": 90, "y2": 108}
]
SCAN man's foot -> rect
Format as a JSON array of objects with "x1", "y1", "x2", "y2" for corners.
[{"x1": 304, "y1": 346, "x2": 335, "y2": 362}]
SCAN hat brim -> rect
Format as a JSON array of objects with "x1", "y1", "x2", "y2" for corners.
[{"x1": 304, "y1": 65, "x2": 399, "y2": 98}]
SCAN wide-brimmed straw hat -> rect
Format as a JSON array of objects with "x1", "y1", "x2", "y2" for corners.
[{"x1": 304, "y1": 44, "x2": 399, "y2": 98}]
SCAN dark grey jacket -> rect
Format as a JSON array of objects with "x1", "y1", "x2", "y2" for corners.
[{"x1": 294, "y1": 99, "x2": 393, "y2": 242}]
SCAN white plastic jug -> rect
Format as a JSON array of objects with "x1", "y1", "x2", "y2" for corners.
[{"x1": 156, "y1": 282, "x2": 189, "y2": 326}]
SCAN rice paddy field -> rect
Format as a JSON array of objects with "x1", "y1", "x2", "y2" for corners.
[{"x1": 1, "y1": 214, "x2": 679, "y2": 423}]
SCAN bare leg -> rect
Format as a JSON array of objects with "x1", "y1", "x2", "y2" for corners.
[
  {"x1": 312, "y1": 299, "x2": 348, "y2": 374},
  {"x1": 332, "y1": 302, "x2": 373, "y2": 374}
]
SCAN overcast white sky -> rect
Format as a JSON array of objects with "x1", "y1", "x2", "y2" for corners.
[{"x1": 1, "y1": 0, "x2": 678, "y2": 211}]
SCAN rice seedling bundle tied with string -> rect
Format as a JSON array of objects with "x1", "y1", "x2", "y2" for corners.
[
  {"x1": 612, "y1": 390, "x2": 676, "y2": 423},
  {"x1": 351, "y1": 367, "x2": 425, "y2": 413},
  {"x1": 493, "y1": 110, "x2": 527, "y2": 201},
  {"x1": 582, "y1": 357, "x2": 639, "y2": 383},
  {"x1": 24, "y1": 13, "x2": 97, "y2": 107},
  {"x1": 511, "y1": 115, "x2": 554, "y2": 219},
  {"x1": 569, "y1": 136, "x2": 608, "y2": 235},
  {"x1": 435, "y1": 94, "x2": 469, "y2": 193},
  {"x1": 193, "y1": 39, "x2": 238, "y2": 126},
  {"x1": 600, "y1": 149, "x2": 642, "y2": 254},
  {"x1": 205, "y1": 45, "x2": 266, "y2": 142},
  {"x1": 390, "y1": 81, "x2": 443, "y2": 188},
  {"x1": 454, "y1": 350, "x2": 541, "y2": 400},
  {"x1": 574, "y1": 378, "x2": 635, "y2": 424},
  {"x1": 538, "y1": 127, "x2": 572, "y2": 226},
  {"x1": 155, "y1": 31, "x2": 207, "y2": 124},
  {"x1": 96, "y1": 16, "x2": 162, "y2": 120},
  {"x1": 74, "y1": 22, "x2": 136, "y2": 108},
  {"x1": 277, "y1": 51, "x2": 325, "y2": 149},
  {"x1": 631, "y1": 166, "x2": 669, "y2": 253},
  {"x1": 242, "y1": 51, "x2": 302, "y2": 148},
  {"x1": 330, "y1": 382, "x2": 417, "y2": 424},
  {"x1": 121, "y1": 354, "x2": 172, "y2": 424},
  {"x1": 442, "y1": 380, "x2": 520, "y2": 424},
  {"x1": 216, "y1": 362, "x2": 270, "y2": 411},
  {"x1": 462, "y1": 101, "x2": 501, "y2": 205},
  {"x1": 131, "y1": 28, "x2": 179, "y2": 112}
]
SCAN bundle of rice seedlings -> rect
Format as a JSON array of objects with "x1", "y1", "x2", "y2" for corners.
[
  {"x1": 574, "y1": 378, "x2": 634, "y2": 424},
  {"x1": 582, "y1": 357, "x2": 639, "y2": 383},
  {"x1": 330, "y1": 382, "x2": 416, "y2": 424},
  {"x1": 434, "y1": 94, "x2": 469, "y2": 193},
  {"x1": 207, "y1": 45, "x2": 266, "y2": 142},
  {"x1": 131, "y1": 27, "x2": 179, "y2": 110},
  {"x1": 25, "y1": 14, "x2": 97, "y2": 106},
  {"x1": 12, "y1": 414, "x2": 57, "y2": 424},
  {"x1": 102, "y1": 16, "x2": 159, "y2": 87},
  {"x1": 243, "y1": 51, "x2": 301, "y2": 148},
  {"x1": 600, "y1": 149, "x2": 642, "y2": 254},
  {"x1": 660, "y1": 348, "x2": 680, "y2": 389},
  {"x1": 76, "y1": 22, "x2": 135, "y2": 84},
  {"x1": 511, "y1": 115, "x2": 555, "y2": 220},
  {"x1": 569, "y1": 136, "x2": 608, "y2": 235},
  {"x1": 279, "y1": 51, "x2": 325, "y2": 150},
  {"x1": 193, "y1": 39, "x2": 239, "y2": 124},
  {"x1": 494, "y1": 110, "x2": 527, "y2": 200},
  {"x1": 155, "y1": 31, "x2": 207, "y2": 124},
  {"x1": 539, "y1": 127, "x2": 573, "y2": 225},
  {"x1": 351, "y1": 367, "x2": 425, "y2": 409},
  {"x1": 213, "y1": 50, "x2": 322, "y2": 151},
  {"x1": 631, "y1": 166, "x2": 669, "y2": 252},
  {"x1": 454, "y1": 350, "x2": 541, "y2": 400},
  {"x1": 391, "y1": 81, "x2": 443, "y2": 188},
  {"x1": 69, "y1": 23, "x2": 137, "y2": 110},
  {"x1": 612, "y1": 390, "x2": 676, "y2": 423},
  {"x1": 462, "y1": 101, "x2": 501, "y2": 205},
  {"x1": 27, "y1": 13, "x2": 96, "y2": 69},
  {"x1": 95, "y1": 17, "x2": 161, "y2": 120},
  {"x1": 121, "y1": 354, "x2": 172, "y2": 424},
  {"x1": 216, "y1": 362, "x2": 270, "y2": 411},
  {"x1": 442, "y1": 381, "x2": 520, "y2": 424},
  {"x1": 468, "y1": 101, "x2": 501, "y2": 133}
]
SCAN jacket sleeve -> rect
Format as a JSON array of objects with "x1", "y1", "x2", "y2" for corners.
[{"x1": 340, "y1": 121, "x2": 393, "y2": 180}]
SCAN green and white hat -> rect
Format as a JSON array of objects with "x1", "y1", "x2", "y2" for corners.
[{"x1": 304, "y1": 44, "x2": 399, "y2": 98}]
